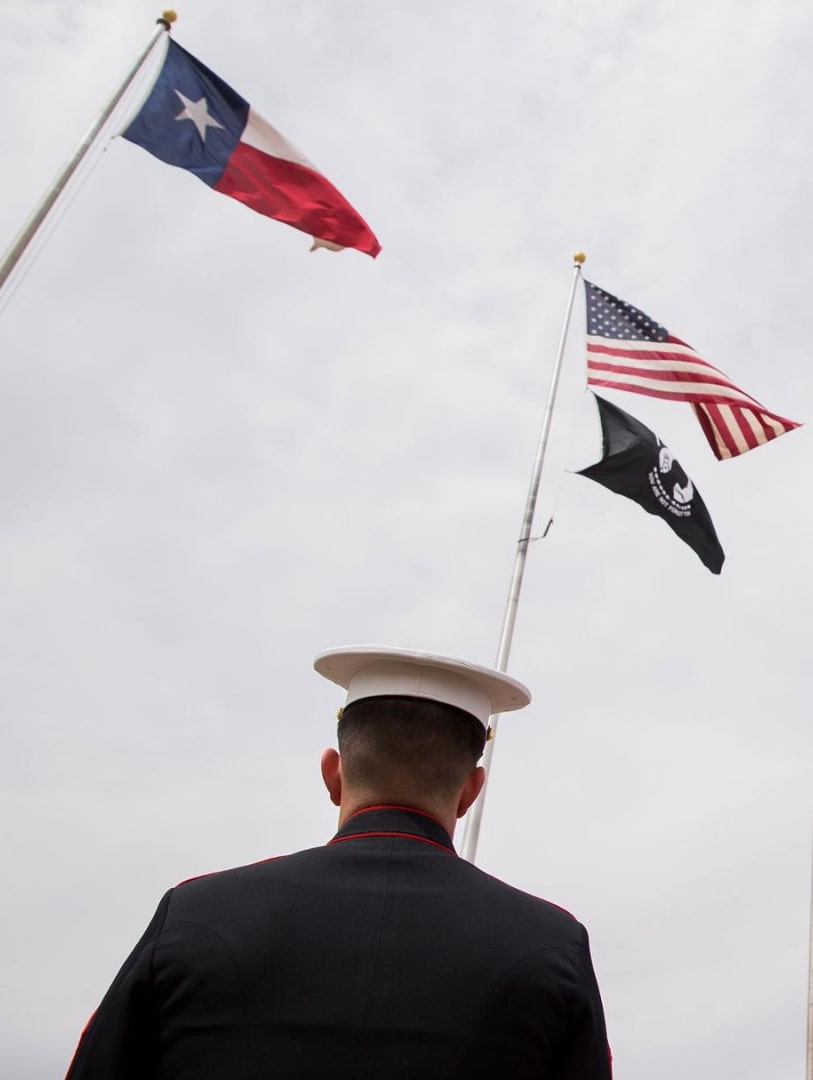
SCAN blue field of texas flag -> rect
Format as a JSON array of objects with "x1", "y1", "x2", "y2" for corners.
[{"x1": 123, "y1": 39, "x2": 380, "y2": 257}]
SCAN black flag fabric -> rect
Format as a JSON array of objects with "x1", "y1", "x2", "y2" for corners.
[{"x1": 577, "y1": 394, "x2": 725, "y2": 574}]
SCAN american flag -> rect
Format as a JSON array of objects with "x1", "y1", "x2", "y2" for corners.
[{"x1": 584, "y1": 279, "x2": 801, "y2": 460}]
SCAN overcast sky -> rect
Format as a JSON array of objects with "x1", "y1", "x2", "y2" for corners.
[{"x1": 1, "y1": 2, "x2": 812, "y2": 1077}]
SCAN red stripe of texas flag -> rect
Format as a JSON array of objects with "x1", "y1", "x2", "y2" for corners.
[{"x1": 214, "y1": 108, "x2": 380, "y2": 257}]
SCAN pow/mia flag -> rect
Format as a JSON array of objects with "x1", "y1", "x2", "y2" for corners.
[{"x1": 578, "y1": 394, "x2": 725, "y2": 574}]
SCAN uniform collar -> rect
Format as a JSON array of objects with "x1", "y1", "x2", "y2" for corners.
[{"x1": 329, "y1": 805, "x2": 456, "y2": 854}]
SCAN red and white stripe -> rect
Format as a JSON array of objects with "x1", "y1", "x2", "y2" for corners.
[
  {"x1": 214, "y1": 108, "x2": 381, "y2": 258},
  {"x1": 586, "y1": 334, "x2": 800, "y2": 459}
]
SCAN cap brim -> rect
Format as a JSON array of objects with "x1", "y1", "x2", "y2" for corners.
[{"x1": 314, "y1": 645, "x2": 531, "y2": 728}]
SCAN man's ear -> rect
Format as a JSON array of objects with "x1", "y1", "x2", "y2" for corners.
[
  {"x1": 456, "y1": 765, "x2": 486, "y2": 819},
  {"x1": 320, "y1": 748, "x2": 343, "y2": 807}
]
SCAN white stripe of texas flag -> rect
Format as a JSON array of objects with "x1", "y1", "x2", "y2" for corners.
[{"x1": 241, "y1": 109, "x2": 311, "y2": 169}]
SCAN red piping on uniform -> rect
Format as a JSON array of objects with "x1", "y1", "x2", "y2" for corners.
[
  {"x1": 64, "y1": 1009, "x2": 97, "y2": 1077},
  {"x1": 176, "y1": 854, "x2": 285, "y2": 888},
  {"x1": 328, "y1": 831, "x2": 455, "y2": 854}
]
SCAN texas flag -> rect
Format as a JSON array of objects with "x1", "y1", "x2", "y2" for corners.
[{"x1": 123, "y1": 40, "x2": 381, "y2": 257}]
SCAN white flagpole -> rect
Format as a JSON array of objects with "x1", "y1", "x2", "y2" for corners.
[
  {"x1": 0, "y1": 10, "x2": 177, "y2": 297},
  {"x1": 460, "y1": 252, "x2": 586, "y2": 865},
  {"x1": 803, "y1": 842, "x2": 807, "y2": 1080}
]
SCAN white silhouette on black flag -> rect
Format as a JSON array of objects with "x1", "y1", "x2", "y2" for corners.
[{"x1": 578, "y1": 393, "x2": 725, "y2": 574}]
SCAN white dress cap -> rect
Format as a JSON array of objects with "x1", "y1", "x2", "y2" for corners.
[{"x1": 313, "y1": 645, "x2": 531, "y2": 729}]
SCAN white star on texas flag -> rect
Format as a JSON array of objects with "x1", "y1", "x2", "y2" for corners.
[{"x1": 173, "y1": 90, "x2": 225, "y2": 141}]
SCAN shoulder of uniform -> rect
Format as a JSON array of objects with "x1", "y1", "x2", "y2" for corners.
[
  {"x1": 172, "y1": 851, "x2": 295, "y2": 891},
  {"x1": 459, "y1": 860, "x2": 586, "y2": 933},
  {"x1": 171, "y1": 843, "x2": 333, "y2": 894}
]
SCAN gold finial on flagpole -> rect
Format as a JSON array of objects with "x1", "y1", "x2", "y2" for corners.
[
  {"x1": 158, "y1": 10, "x2": 178, "y2": 28},
  {"x1": 573, "y1": 251, "x2": 586, "y2": 265}
]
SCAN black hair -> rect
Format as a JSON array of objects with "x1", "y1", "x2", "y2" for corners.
[{"x1": 337, "y1": 695, "x2": 487, "y2": 800}]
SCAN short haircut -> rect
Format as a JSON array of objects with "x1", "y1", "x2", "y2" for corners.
[{"x1": 337, "y1": 695, "x2": 487, "y2": 800}]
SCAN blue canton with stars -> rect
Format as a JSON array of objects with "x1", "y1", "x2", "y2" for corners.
[
  {"x1": 123, "y1": 40, "x2": 249, "y2": 187},
  {"x1": 584, "y1": 280, "x2": 669, "y2": 343}
]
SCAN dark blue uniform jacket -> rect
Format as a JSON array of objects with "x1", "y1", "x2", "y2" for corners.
[{"x1": 66, "y1": 806, "x2": 611, "y2": 1079}]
